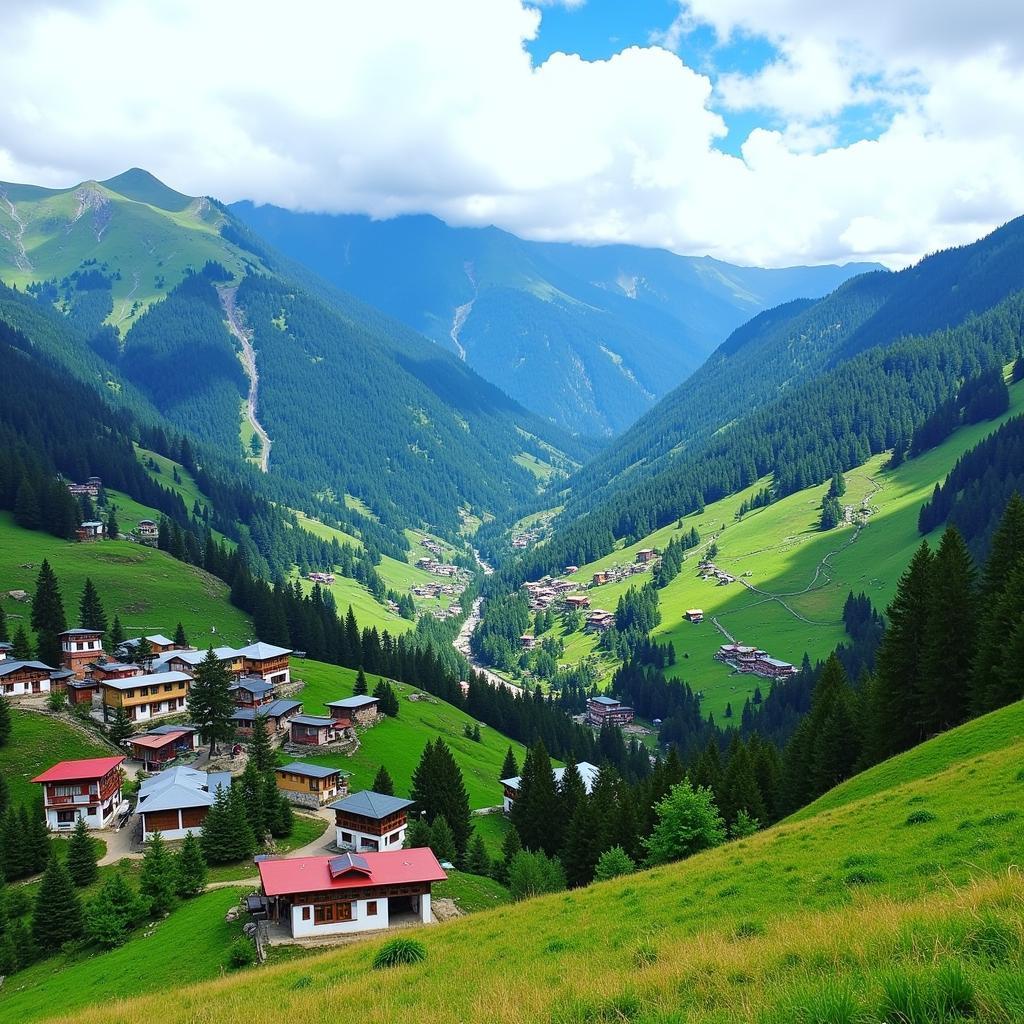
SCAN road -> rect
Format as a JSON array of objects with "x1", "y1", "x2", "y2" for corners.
[
  {"x1": 219, "y1": 284, "x2": 272, "y2": 472},
  {"x1": 454, "y1": 596, "x2": 524, "y2": 697}
]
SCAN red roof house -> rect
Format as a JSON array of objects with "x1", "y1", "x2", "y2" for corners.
[{"x1": 33, "y1": 756, "x2": 125, "y2": 831}]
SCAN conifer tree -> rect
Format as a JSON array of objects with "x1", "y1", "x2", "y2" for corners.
[
  {"x1": 26, "y1": 804, "x2": 51, "y2": 873},
  {"x1": 500, "y1": 746, "x2": 518, "y2": 781},
  {"x1": 67, "y1": 816, "x2": 99, "y2": 887},
  {"x1": 105, "y1": 507, "x2": 119, "y2": 540},
  {"x1": 228, "y1": 784, "x2": 257, "y2": 860},
  {"x1": 510, "y1": 741, "x2": 561, "y2": 856},
  {"x1": 353, "y1": 669, "x2": 368, "y2": 696},
  {"x1": 239, "y1": 759, "x2": 269, "y2": 842},
  {"x1": 78, "y1": 577, "x2": 108, "y2": 637},
  {"x1": 30, "y1": 559, "x2": 66, "y2": 667},
  {"x1": 87, "y1": 872, "x2": 146, "y2": 948},
  {"x1": 465, "y1": 832, "x2": 490, "y2": 876},
  {"x1": 0, "y1": 772, "x2": 8, "y2": 815},
  {"x1": 495, "y1": 824, "x2": 522, "y2": 884},
  {"x1": 1, "y1": 807, "x2": 30, "y2": 880},
  {"x1": 428, "y1": 816, "x2": 457, "y2": 863},
  {"x1": 32, "y1": 854, "x2": 83, "y2": 951},
  {"x1": 0, "y1": 605, "x2": 7, "y2": 643},
  {"x1": 11, "y1": 626, "x2": 32, "y2": 660},
  {"x1": 410, "y1": 739, "x2": 472, "y2": 863},
  {"x1": 14, "y1": 479, "x2": 41, "y2": 531},
  {"x1": 405, "y1": 817, "x2": 432, "y2": 850},
  {"x1": 720, "y1": 740, "x2": 766, "y2": 826},
  {"x1": 107, "y1": 705, "x2": 134, "y2": 746},
  {"x1": 139, "y1": 832, "x2": 177, "y2": 916},
  {"x1": 200, "y1": 786, "x2": 237, "y2": 864},
  {"x1": 175, "y1": 832, "x2": 208, "y2": 897},
  {"x1": 372, "y1": 765, "x2": 395, "y2": 796},
  {"x1": 108, "y1": 615, "x2": 126, "y2": 650},
  {"x1": 557, "y1": 757, "x2": 587, "y2": 821},
  {"x1": 188, "y1": 647, "x2": 235, "y2": 754},
  {"x1": 561, "y1": 797, "x2": 600, "y2": 887},
  {"x1": 0, "y1": 692, "x2": 11, "y2": 749},
  {"x1": 173, "y1": 622, "x2": 188, "y2": 647}
]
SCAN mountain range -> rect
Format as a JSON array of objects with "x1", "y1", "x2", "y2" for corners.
[{"x1": 230, "y1": 202, "x2": 879, "y2": 435}]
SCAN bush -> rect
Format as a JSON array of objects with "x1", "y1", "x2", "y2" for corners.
[
  {"x1": 372, "y1": 937, "x2": 427, "y2": 969},
  {"x1": 227, "y1": 937, "x2": 255, "y2": 968},
  {"x1": 905, "y1": 809, "x2": 938, "y2": 826}
]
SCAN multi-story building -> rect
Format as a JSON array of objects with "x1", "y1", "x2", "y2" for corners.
[
  {"x1": 101, "y1": 670, "x2": 191, "y2": 723},
  {"x1": 34, "y1": 756, "x2": 125, "y2": 830}
]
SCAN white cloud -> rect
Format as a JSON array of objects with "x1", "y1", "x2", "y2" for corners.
[{"x1": 0, "y1": 0, "x2": 1023, "y2": 268}]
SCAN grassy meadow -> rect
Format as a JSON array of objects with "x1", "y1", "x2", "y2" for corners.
[{"x1": 43, "y1": 700, "x2": 1024, "y2": 1024}]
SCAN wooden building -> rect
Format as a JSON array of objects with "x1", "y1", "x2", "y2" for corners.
[
  {"x1": 289, "y1": 714, "x2": 340, "y2": 746},
  {"x1": 276, "y1": 762, "x2": 350, "y2": 807},
  {"x1": 564, "y1": 594, "x2": 590, "y2": 610},
  {"x1": 329, "y1": 790, "x2": 413, "y2": 852},
  {"x1": 127, "y1": 726, "x2": 199, "y2": 769},
  {"x1": 136, "y1": 765, "x2": 232, "y2": 840},
  {"x1": 253, "y1": 849, "x2": 446, "y2": 938},
  {"x1": 100, "y1": 670, "x2": 190, "y2": 723},
  {"x1": 585, "y1": 695, "x2": 635, "y2": 728},
  {"x1": 236, "y1": 642, "x2": 292, "y2": 686},
  {"x1": 59, "y1": 628, "x2": 105, "y2": 679},
  {"x1": 592, "y1": 571, "x2": 610, "y2": 586},
  {"x1": 636, "y1": 548, "x2": 656, "y2": 564},
  {"x1": 137, "y1": 519, "x2": 159, "y2": 541},
  {"x1": 229, "y1": 676, "x2": 278, "y2": 708},
  {"x1": 584, "y1": 609, "x2": 615, "y2": 632},
  {"x1": 232, "y1": 698, "x2": 303, "y2": 737},
  {"x1": 684, "y1": 609, "x2": 704, "y2": 623},
  {"x1": 34, "y1": 756, "x2": 125, "y2": 831},
  {"x1": 0, "y1": 659, "x2": 57, "y2": 697},
  {"x1": 76, "y1": 520, "x2": 104, "y2": 542},
  {"x1": 325, "y1": 695, "x2": 380, "y2": 730}
]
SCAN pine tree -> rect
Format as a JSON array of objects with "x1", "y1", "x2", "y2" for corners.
[
  {"x1": 78, "y1": 577, "x2": 108, "y2": 637},
  {"x1": 247, "y1": 714, "x2": 275, "y2": 773},
  {"x1": 410, "y1": 739, "x2": 472, "y2": 863},
  {"x1": 87, "y1": 871, "x2": 146, "y2": 948},
  {"x1": 187, "y1": 647, "x2": 235, "y2": 754},
  {"x1": 239, "y1": 759, "x2": 270, "y2": 842},
  {"x1": 558, "y1": 757, "x2": 587, "y2": 821},
  {"x1": 26, "y1": 803, "x2": 50, "y2": 873},
  {"x1": 405, "y1": 817, "x2": 432, "y2": 850},
  {"x1": 14, "y1": 479, "x2": 41, "y2": 531},
  {"x1": 0, "y1": 605, "x2": 7, "y2": 643},
  {"x1": 228, "y1": 784, "x2": 257, "y2": 861},
  {"x1": 11, "y1": 626, "x2": 32, "y2": 661},
  {"x1": 105, "y1": 507, "x2": 119, "y2": 540},
  {"x1": 200, "y1": 786, "x2": 238, "y2": 865},
  {"x1": 720, "y1": 740, "x2": 766, "y2": 826},
  {"x1": 0, "y1": 692, "x2": 11, "y2": 749},
  {"x1": 175, "y1": 832, "x2": 208, "y2": 897},
  {"x1": 107, "y1": 705, "x2": 134, "y2": 746},
  {"x1": 510, "y1": 741, "x2": 561, "y2": 856},
  {"x1": 372, "y1": 765, "x2": 395, "y2": 796},
  {"x1": 428, "y1": 816, "x2": 457, "y2": 863},
  {"x1": 561, "y1": 797, "x2": 600, "y2": 887},
  {"x1": 67, "y1": 816, "x2": 99, "y2": 887},
  {"x1": 1, "y1": 807, "x2": 30, "y2": 880},
  {"x1": 173, "y1": 622, "x2": 188, "y2": 647},
  {"x1": 495, "y1": 824, "x2": 522, "y2": 884},
  {"x1": 353, "y1": 669, "x2": 368, "y2": 696},
  {"x1": 139, "y1": 832, "x2": 177, "y2": 916},
  {"x1": 465, "y1": 832, "x2": 490, "y2": 876},
  {"x1": 109, "y1": 615, "x2": 126, "y2": 650},
  {"x1": 500, "y1": 746, "x2": 518, "y2": 781},
  {"x1": 31, "y1": 853, "x2": 83, "y2": 951},
  {"x1": 30, "y1": 559, "x2": 66, "y2": 667}
]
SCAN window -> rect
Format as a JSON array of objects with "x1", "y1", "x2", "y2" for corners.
[
  {"x1": 340, "y1": 831, "x2": 353, "y2": 843},
  {"x1": 366, "y1": 901, "x2": 378, "y2": 917},
  {"x1": 57, "y1": 810, "x2": 76, "y2": 823},
  {"x1": 301, "y1": 906, "x2": 310, "y2": 921}
]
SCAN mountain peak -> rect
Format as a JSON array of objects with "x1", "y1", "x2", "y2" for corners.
[{"x1": 99, "y1": 167, "x2": 194, "y2": 212}]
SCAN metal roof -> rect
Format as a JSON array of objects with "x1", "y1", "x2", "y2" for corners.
[
  {"x1": 99, "y1": 670, "x2": 190, "y2": 691},
  {"x1": 328, "y1": 790, "x2": 414, "y2": 819},
  {"x1": 290, "y1": 714, "x2": 336, "y2": 727},
  {"x1": 33, "y1": 756, "x2": 124, "y2": 783},
  {"x1": 235, "y1": 641, "x2": 292, "y2": 660},
  {"x1": 589, "y1": 695, "x2": 620, "y2": 705},
  {"x1": 503, "y1": 761, "x2": 600, "y2": 794},
  {"x1": 325, "y1": 695, "x2": 379, "y2": 710},
  {"x1": 232, "y1": 699, "x2": 302, "y2": 721},
  {"x1": 258, "y1": 848, "x2": 446, "y2": 897},
  {"x1": 0, "y1": 660, "x2": 56, "y2": 677},
  {"x1": 277, "y1": 762, "x2": 348, "y2": 779}
]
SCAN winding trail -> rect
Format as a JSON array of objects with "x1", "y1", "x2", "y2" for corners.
[
  {"x1": 0, "y1": 189, "x2": 32, "y2": 271},
  {"x1": 219, "y1": 284, "x2": 272, "y2": 472}
]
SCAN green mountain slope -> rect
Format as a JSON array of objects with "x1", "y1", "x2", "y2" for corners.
[
  {"x1": 43, "y1": 700, "x2": 1024, "y2": 1024},
  {"x1": 230, "y1": 203, "x2": 878, "y2": 435}
]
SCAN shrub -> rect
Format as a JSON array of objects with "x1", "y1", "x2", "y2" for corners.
[
  {"x1": 227, "y1": 937, "x2": 255, "y2": 969},
  {"x1": 372, "y1": 937, "x2": 427, "y2": 969},
  {"x1": 905, "y1": 809, "x2": 938, "y2": 826}
]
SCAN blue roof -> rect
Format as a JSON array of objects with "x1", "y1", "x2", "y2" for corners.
[
  {"x1": 325, "y1": 695, "x2": 379, "y2": 709},
  {"x1": 328, "y1": 790, "x2": 413, "y2": 818},
  {"x1": 231, "y1": 678, "x2": 275, "y2": 695},
  {"x1": 278, "y1": 762, "x2": 348, "y2": 779},
  {"x1": 233, "y1": 699, "x2": 301, "y2": 721},
  {"x1": 290, "y1": 714, "x2": 335, "y2": 727}
]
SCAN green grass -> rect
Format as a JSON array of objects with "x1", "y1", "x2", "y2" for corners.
[
  {"x1": 0, "y1": 888, "x2": 250, "y2": 1022},
  {"x1": 286, "y1": 660, "x2": 527, "y2": 813},
  {"x1": 549, "y1": 372, "x2": 1024, "y2": 719},
  {"x1": 0, "y1": 511, "x2": 252, "y2": 652},
  {"x1": 55, "y1": 700, "x2": 1024, "y2": 1024},
  {"x1": 433, "y1": 870, "x2": 512, "y2": 913},
  {"x1": 0, "y1": 710, "x2": 114, "y2": 810}
]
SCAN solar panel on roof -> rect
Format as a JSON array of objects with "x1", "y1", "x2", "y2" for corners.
[{"x1": 328, "y1": 853, "x2": 372, "y2": 878}]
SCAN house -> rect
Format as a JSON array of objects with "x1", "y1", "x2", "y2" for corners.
[
  {"x1": 62, "y1": 673, "x2": 98, "y2": 706},
  {"x1": 565, "y1": 565, "x2": 579, "y2": 575},
  {"x1": 34, "y1": 756, "x2": 125, "y2": 830},
  {"x1": 0, "y1": 659, "x2": 57, "y2": 697},
  {"x1": 586, "y1": 695, "x2": 635, "y2": 728},
  {"x1": 67, "y1": 478, "x2": 100, "y2": 498},
  {"x1": 0, "y1": 641, "x2": 10, "y2": 661},
  {"x1": 501, "y1": 761, "x2": 599, "y2": 814},
  {"x1": 276, "y1": 762, "x2": 350, "y2": 807},
  {"x1": 564, "y1": 594, "x2": 590, "y2": 610},
  {"x1": 157, "y1": 645, "x2": 241, "y2": 676},
  {"x1": 76, "y1": 520, "x2": 104, "y2": 542},
  {"x1": 585, "y1": 609, "x2": 615, "y2": 632},
  {"x1": 229, "y1": 676, "x2": 278, "y2": 708},
  {"x1": 329, "y1": 790, "x2": 414, "y2": 852},
  {"x1": 289, "y1": 715, "x2": 339, "y2": 746},
  {"x1": 253, "y1": 848, "x2": 446, "y2": 937},
  {"x1": 137, "y1": 519, "x2": 159, "y2": 542},
  {"x1": 325, "y1": 695, "x2": 380, "y2": 730},
  {"x1": 136, "y1": 765, "x2": 232, "y2": 840},
  {"x1": 684, "y1": 609, "x2": 704, "y2": 623},
  {"x1": 233, "y1": 698, "x2": 303, "y2": 737},
  {"x1": 753, "y1": 656, "x2": 798, "y2": 679},
  {"x1": 101, "y1": 670, "x2": 191, "y2": 723},
  {"x1": 592, "y1": 571, "x2": 610, "y2": 586},
  {"x1": 236, "y1": 642, "x2": 292, "y2": 685},
  {"x1": 519, "y1": 634, "x2": 537, "y2": 650},
  {"x1": 59, "y1": 628, "x2": 105, "y2": 679},
  {"x1": 636, "y1": 548, "x2": 656, "y2": 564},
  {"x1": 127, "y1": 726, "x2": 199, "y2": 769}
]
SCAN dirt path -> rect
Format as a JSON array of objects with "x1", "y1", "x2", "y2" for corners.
[
  {"x1": 455, "y1": 597, "x2": 525, "y2": 696},
  {"x1": 219, "y1": 284, "x2": 272, "y2": 472},
  {"x1": 0, "y1": 189, "x2": 32, "y2": 271}
]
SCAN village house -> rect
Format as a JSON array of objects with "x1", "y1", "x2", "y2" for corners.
[
  {"x1": 236, "y1": 641, "x2": 292, "y2": 685},
  {"x1": 565, "y1": 565, "x2": 579, "y2": 575},
  {"x1": 136, "y1": 519, "x2": 159, "y2": 542},
  {"x1": 325, "y1": 695, "x2": 380, "y2": 731},
  {"x1": 276, "y1": 762, "x2": 350, "y2": 807},
  {"x1": 126, "y1": 726, "x2": 198, "y2": 769},
  {"x1": 685, "y1": 609, "x2": 704, "y2": 623},
  {"x1": 635, "y1": 548, "x2": 656, "y2": 564},
  {"x1": 137, "y1": 765, "x2": 232, "y2": 841},
  {"x1": 89, "y1": 660, "x2": 142, "y2": 682},
  {"x1": 519, "y1": 634, "x2": 537, "y2": 650},
  {"x1": 233, "y1": 698, "x2": 303, "y2": 737},
  {"x1": 586, "y1": 694, "x2": 635, "y2": 728},
  {"x1": 67, "y1": 477, "x2": 101, "y2": 498},
  {"x1": 502, "y1": 761, "x2": 599, "y2": 814},
  {"x1": 101, "y1": 670, "x2": 191, "y2": 723},
  {"x1": 289, "y1": 714, "x2": 340, "y2": 746},
  {"x1": 592, "y1": 571, "x2": 610, "y2": 586},
  {"x1": 34, "y1": 756, "x2": 125, "y2": 831},
  {"x1": 564, "y1": 594, "x2": 590, "y2": 610},
  {"x1": 0, "y1": 659, "x2": 58, "y2": 697},
  {"x1": 752, "y1": 655, "x2": 798, "y2": 679},
  {"x1": 76, "y1": 520, "x2": 104, "y2": 542},
  {"x1": 59, "y1": 627, "x2": 105, "y2": 679},
  {"x1": 62, "y1": 673, "x2": 98, "y2": 705},
  {"x1": 307, "y1": 571, "x2": 336, "y2": 585},
  {"x1": 329, "y1": 790, "x2": 413, "y2": 852},
  {"x1": 252, "y1": 848, "x2": 446, "y2": 938},
  {"x1": 229, "y1": 676, "x2": 278, "y2": 708},
  {"x1": 585, "y1": 609, "x2": 615, "y2": 632}
]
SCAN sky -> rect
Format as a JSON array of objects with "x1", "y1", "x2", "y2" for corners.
[{"x1": 2, "y1": 0, "x2": 1024, "y2": 268}]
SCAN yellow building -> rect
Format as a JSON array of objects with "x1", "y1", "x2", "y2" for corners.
[
  {"x1": 101, "y1": 670, "x2": 191, "y2": 724},
  {"x1": 276, "y1": 762, "x2": 350, "y2": 808}
]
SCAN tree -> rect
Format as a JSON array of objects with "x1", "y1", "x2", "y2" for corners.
[
  {"x1": 372, "y1": 765, "x2": 395, "y2": 796},
  {"x1": 593, "y1": 845, "x2": 635, "y2": 882},
  {"x1": 30, "y1": 559, "x2": 66, "y2": 667},
  {"x1": 14, "y1": 478, "x2": 41, "y2": 531},
  {"x1": 87, "y1": 871, "x2": 146, "y2": 948},
  {"x1": 353, "y1": 669, "x2": 368, "y2": 696},
  {"x1": 428, "y1": 816, "x2": 457, "y2": 863},
  {"x1": 26, "y1": 803, "x2": 50, "y2": 873},
  {"x1": 67, "y1": 817, "x2": 99, "y2": 887},
  {"x1": 175, "y1": 832, "x2": 208, "y2": 897},
  {"x1": 201, "y1": 785, "x2": 249, "y2": 865},
  {"x1": 730, "y1": 809, "x2": 760, "y2": 839},
  {"x1": 561, "y1": 797, "x2": 600, "y2": 888},
  {"x1": 0, "y1": 605, "x2": 7, "y2": 643},
  {"x1": 173, "y1": 622, "x2": 188, "y2": 647},
  {"x1": 720, "y1": 739, "x2": 766, "y2": 826},
  {"x1": 187, "y1": 647, "x2": 235, "y2": 754},
  {"x1": 465, "y1": 832, "x2": 490, "y2": 876},
  {"x1": 105, "y1": 507, "x2": 119, "y2": 540},
  {"x1": 109, "y1": 615, "x2": 126, "y2": 651},
  {"x1": 643, "y1": 780, "x2": 726, "y2": 866},
  {"x1": 1, "y1": 806, "x2": 31, "y2": 880},
  {"x1": 32, "y1": 853, "x2": 84, "y2": 951},
  {"x1": 405, "y1": 817, "x2": 432, "y2": 850},
  {"x1": 510, "y1": 741, "x2": 561, "y2": 856},
  {"x1": 78, "y1": 577, "x2": 108, "y2": 636},
  {"x1": 373, "y1": 678, "x2": 399, "y2": 717},
  {"x1": 410, "y1": 739, "x2": 472, "y2": 863},
  {"x1": 107, "y1": 705, "x2": 134, "y2": 746},
  {"x1": 139, "y1": 832, "x2": 177, "y2": 916},
  {"x1": 0, "y1": 691, "x2": 11, "y2": 748},
  {"x1": 11, "y1": 626, "x2": 32, "y2": 661},
  {"x1": 507, "y1": 850, "x2": 566, "y2": 901},
  {"x1": 239, "y1": 759, "x2": 270, "y2": 842},
  {"x1": 500, "y1": 746, "x2": 519, "y2": 781}
]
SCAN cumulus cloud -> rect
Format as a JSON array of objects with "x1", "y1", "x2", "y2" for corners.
[{"x1": 0, "y1": 0, "x2": 1023, "y2": 267}]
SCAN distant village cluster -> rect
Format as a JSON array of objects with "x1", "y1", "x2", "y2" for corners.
[{"x1": 714, "y1": 643, "x2": 797, "y2": 679}]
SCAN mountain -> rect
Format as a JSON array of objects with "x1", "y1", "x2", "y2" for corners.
[
  {"x1": 0, "y1": 169, "x2": 590, "y2": 542},
  {"x1": 229, "y1": 203, "x2": 879, "y2": 435}
]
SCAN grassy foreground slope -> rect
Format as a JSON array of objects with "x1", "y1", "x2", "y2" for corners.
[
  {"x1": 552, "y1": 371, "x2": 1024, "y2": 719},
  {"x1": 56, "y1": 700, "x2": 1024, "y2": 1024}
]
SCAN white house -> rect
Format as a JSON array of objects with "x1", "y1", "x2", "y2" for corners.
[{"x1": 328, "y1": 790, "x2": 413, "y2": 852}]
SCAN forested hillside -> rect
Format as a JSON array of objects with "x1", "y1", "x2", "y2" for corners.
[{"x1": 230, "y1": 203, "x2": 876, "y2": 435}]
